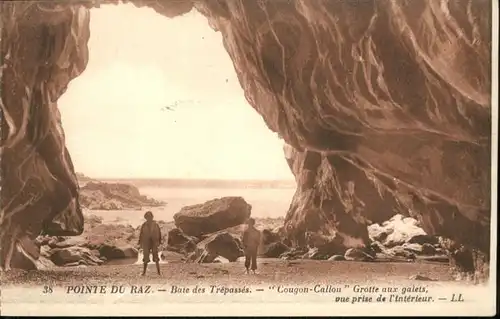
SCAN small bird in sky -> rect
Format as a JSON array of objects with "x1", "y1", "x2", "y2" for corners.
[
  {"x1": 161, "y1": 105, "x2": 176, "y2": 111},
  {"x1": 161, "y1": 100, "x2": 181, "y2": 111},
  {"x1": 161, "y1": 99, "x2": 201, "y2": 111}
]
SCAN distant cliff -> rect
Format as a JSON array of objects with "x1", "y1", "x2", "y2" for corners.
[
  {"x1": 79, "y1": 181, "x2": 165, "y2": 210},
  {"x1": 76, "y1": 172, "x2": 94, "y2": 184}
]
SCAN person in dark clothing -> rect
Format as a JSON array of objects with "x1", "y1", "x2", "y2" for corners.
[
  {"x1": 242, "y1": 218, "x2": 261, "y2": 274},
  {"x1": 138, "y1": 211, "x2": 162, "y2": 276}
]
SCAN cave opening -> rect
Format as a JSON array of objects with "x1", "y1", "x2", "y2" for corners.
[
  {"x1": 0, "y1": 0, "x2": 492, "y2": 277},
  {"x1": 57, "y1": 4, "x2": 296, "y2": 226}
]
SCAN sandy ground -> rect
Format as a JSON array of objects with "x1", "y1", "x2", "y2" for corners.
[
  {"x1": 2, "y1": 259, "x2": 495, "y2": 317},
  {"x1": 2, "y1": 258, "x2": 456, "y2": 287}
]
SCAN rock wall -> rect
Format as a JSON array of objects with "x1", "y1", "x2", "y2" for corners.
[
  {"x1": 0, "y1": 0, "x2": 492, "y2": 269},
  {"x1": 0, "y1": 1, "x2": 91, "y2": 270},
  {"x1": 283, "y1": 144, "x2": 398, "y2": 250}
]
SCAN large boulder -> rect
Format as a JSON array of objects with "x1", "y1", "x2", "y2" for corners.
[
  {"x1": 187, "y1": 250, "x2": 218, "y2": 264},
  {"x1": 35, "y1": 256, "x2": 56, "y2": 270},
  {"x1": 368, "y1": 224, "x2": 392, "y2": 243},
  {"x1": 0, "y1": 1, "x2": 491, "y2": 272},
  {"x1": 280, "y1": 246, "x2": 309, "y2": 260},
  {"x1": 48, "y1": 236, "x2": 88, "y2": 249},
  {"x1": 304, "y1": 231, "x2": 354, "y2": 256},
  {"x1": 50, "y1": 246, "x2": 103, "y2": 266},
  {"x1": 80, "y1": 223, "x2": 137, "y2": 249},
  {"x1": 369, "y1": 241, "x2": 385, "y2": 254},
  {"x1": 40, "y1": 245, "x2": 52, "y2": 259},
  {"x1": 387, "y1": 246, "x2": 417, "y2": 261},
  {"x1": 344, "y1": 248, "x2": 375, "y2": 262},
  {"x1": 401, "y1": 243, "x2": 424, "y2": 254},
  {"x1": 262, "y1": 242, "x2": 289, "y2": 258},
  {"x1": 368, "y1": 215, "x2": 427, "y2": 248},
  {"x1": 421, "y1": 243, "x2": 438, "y2": 256},
  {"x1": 173, "y1": 197, "x2": 252, "y2": 237},
  {"x1": 257, "y1": 228, "x2": 283, "y2": 255},
  {"x1": 407, "y1": 235, "x2": 440, "y2": 246},
  {"x1": 166, "y1": 228, "x2": 199, "y2": 254},
  {"x1": 98, "y1": 244, "x2": 138, "y2": 260},
  {"x1": 160, "y1": 250, "x2": 186, "y2": 263},
  {"x1": 35, "y1": 236, "x2": 54, "y2": 247},
  {"x1": 261, "y1": 229, "x2": 282, "y2": 246},
  {"x1": 301, "y1": 247, "x2": 331, "y2": 260},
  {"x1": 8, "y1": 236, "x2": 43, "y2": 270},
  {"x1": 194, "y1": 232, "x2": 243, "y2": 262},
  {"x1": 401, "y1": 242, "x2": 439, "y2": 256}
]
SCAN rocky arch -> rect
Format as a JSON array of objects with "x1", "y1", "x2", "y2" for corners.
[{"x1": 0, "y1": 0, "x2": 492, "y2": 270}]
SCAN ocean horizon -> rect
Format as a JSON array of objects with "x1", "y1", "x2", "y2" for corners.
[{"x1": 80, "y1": 176, "x2": 297, "y2": 189}]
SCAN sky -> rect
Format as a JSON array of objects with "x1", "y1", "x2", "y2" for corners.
[{"x1": 58, "y1": 4, "x2": 293, "y2": 181}]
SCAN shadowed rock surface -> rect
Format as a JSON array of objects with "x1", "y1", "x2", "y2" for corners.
[
  {"x1": 166, "y1": 228, "x2": 199, "y2": 254},
  {"x1": 261, "y1": 242, "x2": 290, "y2": 258},
  {"x1": 192, "y1": 232, "x2": 243, "y2": 262},
  {"x1": 0, "y1": 0, "x2": 492, "y2": 271},
  {"x1": 50, "y1": 246, "x2": 104, "y2": 266}
]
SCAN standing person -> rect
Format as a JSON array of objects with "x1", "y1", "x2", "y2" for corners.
[
  {"x1": 138, "y1": 211, "x2": 162, "y2": 276},
  {"x1": 242, "y1": 218, "x2": 261, "y2": 274}
]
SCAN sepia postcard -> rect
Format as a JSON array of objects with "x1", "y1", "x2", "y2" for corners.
[{"x1": 0, "y1": 0, "x2": 497, "y2": 316}]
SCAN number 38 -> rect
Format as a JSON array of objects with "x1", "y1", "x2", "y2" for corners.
[{"x1": 43, "y1": 286, "x2": 53, "y2": 294}]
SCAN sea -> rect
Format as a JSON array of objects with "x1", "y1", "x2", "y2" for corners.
[{"x1": 82, "y1": 178, "x2": 297, "y2": 228}]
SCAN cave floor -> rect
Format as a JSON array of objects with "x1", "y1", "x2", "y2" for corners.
[
  {"x1": 1, "y1": 259, "x2": 465, "y2": 287},
  {"x1": 1, "y1": 259, "x2": 491, "y2": 317}
]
